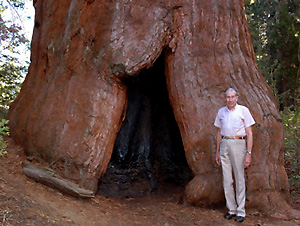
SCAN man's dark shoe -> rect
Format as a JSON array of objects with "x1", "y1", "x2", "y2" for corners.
[
  {"x1": 235, "y1": 216, "x2": 245, "y2": 223},
  {"x1": 224, "y1": 213, "x2": 236, "y2": 220}
]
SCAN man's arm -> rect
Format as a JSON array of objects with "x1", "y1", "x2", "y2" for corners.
[
  {"x1": 245, "y1": 126, "x2": 253, "y2": 168},
  {"x1": 216, "y1": 127, "x2": 221, "y2": 166}
]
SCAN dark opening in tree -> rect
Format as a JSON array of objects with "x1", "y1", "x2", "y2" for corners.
[{"x1": 98, "y1": 51, "x2": 193, "y2": 198}]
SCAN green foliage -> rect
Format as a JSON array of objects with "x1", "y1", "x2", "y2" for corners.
[
  {"x1": 0, "y1": 55, "x2": 26, "y2": 107},
  {"x1": 282, "y1": 106, "x2": 300, "y2": 192},
  {"x1": 245, "y1": 0, "x2": 300, "y2": 195},
  {"x1": 245, "y1": 0, "x2": 300, "y2": 109},
  {"x1": 0, "y1": 0, "x2": 29, "y2": 108},
  {"x1": 0, "y1": 0, "x2": 27, "y2": 156},
  {"x1": 0, "y1": 118, "x2": 9, "y2": 156}
]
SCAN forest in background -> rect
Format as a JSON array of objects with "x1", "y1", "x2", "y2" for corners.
[
  {"x1": 245, "y1": 0, "x2": 300, "y2": 197},
  {"x1": 0, "y1": 0, "x2": 299, "y2": 198}
]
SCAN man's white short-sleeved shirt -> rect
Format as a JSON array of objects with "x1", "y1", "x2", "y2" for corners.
[{"x1": 214, "y1": 104, "x2": 255, "y2": 137}]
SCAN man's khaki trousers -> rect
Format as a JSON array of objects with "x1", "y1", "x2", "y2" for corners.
[{"x1": 220, "y1": 139, "x2": 247, "y2": 217}]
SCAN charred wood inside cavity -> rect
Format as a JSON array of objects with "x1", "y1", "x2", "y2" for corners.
[{"x1": 98, "y1": 51, "x2": 193, "y2": 198}]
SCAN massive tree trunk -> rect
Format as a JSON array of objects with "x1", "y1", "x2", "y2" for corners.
[{"x1": 8, "y1": 0, "x2": 299, "y2": 219}]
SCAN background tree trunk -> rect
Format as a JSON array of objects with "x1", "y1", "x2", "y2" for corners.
[{"x1": 7, "y1": 0, "x2": 300, "y2": 219}]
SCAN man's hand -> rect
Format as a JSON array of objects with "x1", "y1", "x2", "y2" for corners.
[
  {"x1": 216, "y1": 152, "x2": 221, "y2": 166},
  {"x1": 244, "y1": 153, "x2": 251, "y2": 168},
  {"x1": 216, "y1": 128, "x2": 221, "y2": 166},
  {"x1": 245, "y1": 126, "x2": 253, "y2": 168}
]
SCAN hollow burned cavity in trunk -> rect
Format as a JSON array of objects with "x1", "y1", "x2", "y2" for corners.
[{"x1": 98, "y1": 51, "x2": 193, "y2": 198}]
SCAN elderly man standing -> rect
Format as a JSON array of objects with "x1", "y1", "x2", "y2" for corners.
[{"x1": 214, "y1": 88, "x2": 255, "y2": 223}]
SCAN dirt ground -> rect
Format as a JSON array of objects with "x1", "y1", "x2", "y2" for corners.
[{"x1": 1, "y1": 139, "x2": 300, "y2": 226}]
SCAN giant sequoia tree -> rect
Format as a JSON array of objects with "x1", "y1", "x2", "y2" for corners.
[{"x1": 7, "y1": 0, "x2": 300, "y2": 219}]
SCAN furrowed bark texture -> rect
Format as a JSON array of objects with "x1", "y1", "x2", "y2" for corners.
[{"x1": 8, "y1": 0, "x2": 299, "y2": 219}]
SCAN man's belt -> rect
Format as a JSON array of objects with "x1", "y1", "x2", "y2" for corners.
[{"x1": 221, "y1": 136, "x2": 246, "y2": 140}]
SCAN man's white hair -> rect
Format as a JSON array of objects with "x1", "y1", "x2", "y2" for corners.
[{"x1": 225, "y1": 88, "x2": 238, "y2": 96}]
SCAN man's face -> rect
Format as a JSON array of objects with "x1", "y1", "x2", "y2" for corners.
[{"x1": 226, "y1": 90, "x2": 238, "y2": 110}]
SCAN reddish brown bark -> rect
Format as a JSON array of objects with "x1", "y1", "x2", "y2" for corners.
[{"x1": 8, "y1": 0, "x2": 300, "y2": 219}]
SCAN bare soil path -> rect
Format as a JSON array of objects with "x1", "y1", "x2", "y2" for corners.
[{"x1": 1, "y1": 139, "x2": 299, "y2": 226}]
